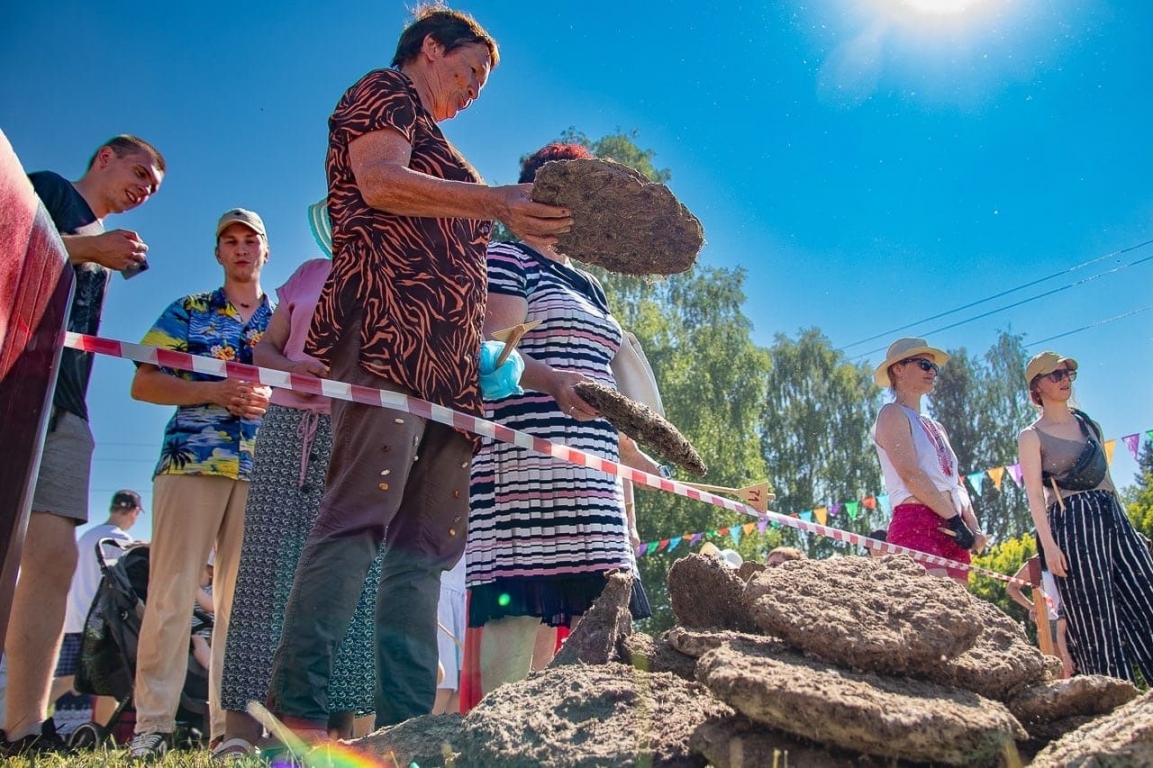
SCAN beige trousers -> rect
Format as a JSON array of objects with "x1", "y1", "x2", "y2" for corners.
[{"x1": 133, "y1": 474, "x2": 246, "y2": 740}]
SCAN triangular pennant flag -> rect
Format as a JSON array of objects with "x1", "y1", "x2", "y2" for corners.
[
  {"x1": 829, "y1": 503, "x2": 842, "y2": 517},
  {"x1": 800, "y1": 511, "x2": 814, "y2": 522},
  {"x1": 967, "y1": 472, "x2": 985, "y2": 495},
  {"x1": 814, "y1": 506, "x2": 828, "y2": 526},
  {"x1": 1104, "y1": 439, "x2": 1116, "y2": 465},
  {"x1": 1123, "y1": 433, "x2": 1141, "y2": 461},
  {"x1": 716, "y1": 527, "x2": 730, "y2": 537},
  {"x1": 757, "y1": 518, "x2": 769, "y2": 533},
  {"x1": 846, "y1": 501, "x2": 860, "y2": 520},
  {"x1": 862, "y1": 496, "x2": 877, "y2": 510},
  {"x1": 730, "y1": 526, "x2": 742, "y2": 546},
  {"x1": 987, "y1": 466, "x2": 1005, "y2": 491},
  {"x1": 877, "y1": 495, "x2": 891, "y2": 514},
  {"x1": 645, "y1": 542, "x2": 659, "y2": 555},
  {"x1": 1006, "y1": 463, "x2": 1023, "y2": 488},
  {"x1": 689, "y1": 533, "x2": 703, "y2": 545},
  {"x1": 635, "y1": 544, "x2": 645, "y2": 558},
  {"x1": 667, "y1": 536, "x2": 682, "y2": 552},
  {"x1": 743, "y1": 522, "x2": 756, "y2": 535},
  {"x1": 707, "y1": 529, "x2": 718, "y2": 537},
  {"x1": 1146, "y1": 429, "x2": 1153, "y2": 441},
  {"x1": 657, "y1": 538, "x2": 670, "y2": 551}
]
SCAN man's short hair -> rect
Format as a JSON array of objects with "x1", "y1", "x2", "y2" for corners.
[
  {"x1": 110, "y1": 489, "x2": 142, "y2": 512},
  {"x1": 518, "y1": 142, "x2": 594, "y2": 184},
  {"x1": 87, "y1": 135, "x2": 166, "y2": 173},
  {"x1": 391, "y1": 4, "x2": 499, "y2": 69}
]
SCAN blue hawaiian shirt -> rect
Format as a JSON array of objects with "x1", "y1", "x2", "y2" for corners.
[{"x1": 141, "y1": 287, "x2": 273, "y2": 480}]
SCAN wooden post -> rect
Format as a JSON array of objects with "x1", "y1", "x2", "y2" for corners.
[
  {"x1": 1025, "y1": 555, "x2": 1055, "y2": 657},
  {"x1": 0, "y1": 129, "x2": 75, "y2": 648}
]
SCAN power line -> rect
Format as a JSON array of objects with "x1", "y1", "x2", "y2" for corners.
[
  {"x1": 849, "y1": 245, "x2": 1153, "y2": 361},
  {"x1": 1027, "y1": 304, "x2": 1153, "y2": 348},
  {"x1": 840, "y1": 237, "x2": 1153, "y2": 351}
]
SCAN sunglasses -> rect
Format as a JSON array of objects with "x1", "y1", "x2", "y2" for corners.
[
  {"x1": 900, "y1": 357, "x2": 940, "y2": 375},
  {"x1": 1044, "y1": 368, "x2": 1077, "y2": 383}
]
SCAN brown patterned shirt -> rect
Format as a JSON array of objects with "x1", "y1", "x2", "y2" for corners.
[{"x1": 308, "y1": 69, "x2": 491, "y2": 446}]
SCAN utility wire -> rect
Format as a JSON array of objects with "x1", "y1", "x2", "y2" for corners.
[
  {"x1": 1027, "y1": 304, "x2": 1153, "y2": 348},
  {"x1": 840, "y1": 237, "x2": 1153, "y2": 351},
  {"x1": 849, "y1": 246, "x2": 1153, "y2": 361}
]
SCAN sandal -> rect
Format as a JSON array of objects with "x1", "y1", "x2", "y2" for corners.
[{"x1": 211, "y1": 736, "x2": 257, "y2": 762}]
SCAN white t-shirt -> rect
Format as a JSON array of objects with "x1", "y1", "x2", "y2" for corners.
[{"x1": 64, "y1": 524, "x2": 134, "y2": 633}]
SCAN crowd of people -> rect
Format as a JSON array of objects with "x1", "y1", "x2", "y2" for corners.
[{"x1": 3, "y1": 2, "x2": 1152, "y2": 762}]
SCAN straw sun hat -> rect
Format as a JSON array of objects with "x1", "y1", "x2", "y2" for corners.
[{"x1": 873, "y1": 337, "x2": 950, "y2": 388}]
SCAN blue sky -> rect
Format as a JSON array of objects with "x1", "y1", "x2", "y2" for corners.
[{"x1": 3, "y1": 0, "x2": 1151, "y2": 541}]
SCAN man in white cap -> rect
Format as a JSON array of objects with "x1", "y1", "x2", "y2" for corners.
[{"x1": 126, "y1": 209, "x2": 273, "y2": 758}]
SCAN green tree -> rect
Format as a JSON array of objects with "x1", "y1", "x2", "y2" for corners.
[
  {"x1": 971, "y1": 532, "x2": 1036, "y2": 634},
  {"x1": 758, "y1": 329, "x2": 885, "y2": 559}
]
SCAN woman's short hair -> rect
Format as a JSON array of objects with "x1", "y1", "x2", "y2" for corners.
[
  {"x1": 392, "y1": 4, "x2": 499, "y2": 69},
  {"x1": 518, "y1": 142, "x2": 594, "y2": 184}
]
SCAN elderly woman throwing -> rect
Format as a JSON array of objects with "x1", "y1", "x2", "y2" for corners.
[{"x1": 871, "y1": 338, "x2": 987, "y2": 584}]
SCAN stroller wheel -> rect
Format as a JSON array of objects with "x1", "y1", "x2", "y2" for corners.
[{"x1": 69, "y1": 722, "x2": 108, "y2": 749}]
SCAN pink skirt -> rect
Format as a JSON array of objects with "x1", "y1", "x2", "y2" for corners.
[{"x1": 888, "y1": 503, "x2": 971, "y2": 580}]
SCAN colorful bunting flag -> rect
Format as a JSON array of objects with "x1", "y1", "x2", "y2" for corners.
[
  {"x1": 846, "y1": 501, "x2": 860, "y2": 520},
  {"x1": 1006, "y1": 463, "x2": 1023, "y2": 487},
  {"x1": 829, "y1": 503, "x2": 842, "y2": 517},
  {"x1": 730, "y1": 526, "x2": 742, "y2": 546},
  {"x1": 1123, "y1": 433, "x2": 1141, "y2": 461},
  {"x1": 743, "y1": 522, "x2": 756, "y2": 535},
  {"x1": 877, "y1": 495, "x2": 891, "y2": 514},
  {"x1": 645, "y1": 542, "x2": 659, "y2": 555},
  {"x1": 1104, "y1": 439, "x2": 1116, "y2": 465},
  {"x1": 658, "y1": 538, "x2": 670, "y2": 551},
  {"x1": 689, "y1": 533, "x2": 703, "y2": 545},
  {"x1": 967, "y1": 472, "x2": 985, "y2": 494},
  {"x1": 987, "y1": 466, "x2": 1005, "y2": 491},
  {"x1": 862, "y1": 496, "x2": 877, "y2": 510},
  {"x1": 800, "y1": 511, "x2": 813, "y2": 522},
  {"x1": 757, "y1": 518, "x2": 769, "y2": 533},
  {"x1": 667, "y1": 536, "x2": 682, "y2": 552}
]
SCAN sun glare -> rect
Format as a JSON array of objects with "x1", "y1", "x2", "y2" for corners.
[{"x1": 900, "y1": 0, "x2": 980, "y2": 14}]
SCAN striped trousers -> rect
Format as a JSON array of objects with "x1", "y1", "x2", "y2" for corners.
[{"x1": 1048, "y1": 489, "x2": 1153, "y2": 684}]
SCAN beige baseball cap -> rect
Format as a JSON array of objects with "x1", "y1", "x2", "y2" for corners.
[
  {"x1": 215, "y1": 207, "x2": 266, "y2": 239},
  {"x1": 1025, "y1": 351, "x2": 1078, "y2": 384}
]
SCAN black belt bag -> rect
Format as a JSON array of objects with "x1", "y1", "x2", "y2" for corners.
[{"x1": 1043, "y1": 410, "x2": 1107, "y2": 492}]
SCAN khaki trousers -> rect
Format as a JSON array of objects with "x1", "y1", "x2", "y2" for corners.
[{"x1": 133, "y1": 474, "x2": 246, "y2": 740}]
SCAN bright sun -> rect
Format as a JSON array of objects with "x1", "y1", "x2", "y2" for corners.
[{"x1": 900, "y1": 0, "x2": 978, "y2": 13}]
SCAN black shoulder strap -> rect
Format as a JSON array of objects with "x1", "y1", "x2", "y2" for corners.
[{"x1": 1070, "y1": 409, "x2": 1103, "y2": 443}]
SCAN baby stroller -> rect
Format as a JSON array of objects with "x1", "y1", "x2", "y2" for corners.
[{"x1": 69, "y1": 539, "x2": 210, "y2": 749}]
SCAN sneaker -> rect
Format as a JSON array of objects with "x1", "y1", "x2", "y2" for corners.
[
  {"x1": 0, "y1": 719, "x2": 70, "y2": 756},
  {"x1": 127, "y1": 730, "x2": 174, "y2": 761}
]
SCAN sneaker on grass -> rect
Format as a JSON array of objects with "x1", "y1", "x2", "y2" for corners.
[{"x1": 128, "y1": 730, "x2": 174, "y2": 760}]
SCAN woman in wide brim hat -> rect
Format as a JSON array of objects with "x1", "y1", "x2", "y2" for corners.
[
  {"x1": 1018, "y1": 351, "x2": 1153, "y2": 683},
  {"x1": 871, "y1": 338, "x2": 987, "y2": 585}
]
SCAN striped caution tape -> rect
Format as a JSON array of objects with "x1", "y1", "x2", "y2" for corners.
[{"x1": 64, "y1": 332, "x2": 1031, "y2": 588}]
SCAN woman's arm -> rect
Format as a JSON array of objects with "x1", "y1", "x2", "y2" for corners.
[
  {"x1": 253, "y1": 304, "x2": 329, "y2": 379},
  {"x1": 483, "y1": 292, "x2": 599, "y2": 419},
  {"x1": 1019, "y1": 428, "x2": 1068, "y2": 577},
  {"x1": 349, "y1": 129, "x2": 571, "y2": 240},
  {"x1": 874, "y1": 405, "x2": 957, "y2": 520}
]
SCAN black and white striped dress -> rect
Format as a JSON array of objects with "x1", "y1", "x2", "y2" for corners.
[{"x1": 466, "y1": 242, "x2": 642, "y2": 628}]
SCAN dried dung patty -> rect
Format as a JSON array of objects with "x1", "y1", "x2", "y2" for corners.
[
  {"x1": 742, "y1": 555, "x2": 982, "y2": 676},
  {"x1": 574, "y1": 380, "x2": 706, "y2": 476},
  {"x1": 531, "y1": 158, "x2": 704, "y2": 276}
]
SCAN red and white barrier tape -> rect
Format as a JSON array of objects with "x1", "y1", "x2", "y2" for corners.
[{"x1": 65, "y1": 332, "x2": 1029, "y2": 588}]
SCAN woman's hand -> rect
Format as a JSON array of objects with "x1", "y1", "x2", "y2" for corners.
[
  {"x1": 287, "y1": 359, "x2": 329, "y2": 398},
  {"x1": 548, "y1": 370, "x2": 600, "y2": 421},
  {"x1": 1042, "y1": 539, "x2": 1069, "y2": 578}
]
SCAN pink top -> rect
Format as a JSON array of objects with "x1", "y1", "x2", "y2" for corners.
[{"x1": 270, "y1": 258, "x2": 332, "y2": 414}]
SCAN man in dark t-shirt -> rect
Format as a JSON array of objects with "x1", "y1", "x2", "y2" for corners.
[{"x1": 2, "y1": 135, "x2": 164, "y2": 757}]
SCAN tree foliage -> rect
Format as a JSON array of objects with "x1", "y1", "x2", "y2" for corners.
[{"x1": 759, "y1": 329, "x2": 885, "y2": 558}]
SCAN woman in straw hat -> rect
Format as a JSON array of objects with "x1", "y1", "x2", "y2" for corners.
[
  {"x1": 871, "y1": 338, "x2": 987, "y2": 584},
  {"x1": 1018, "y1": 352, "x2": 1153, "y2": 683}
]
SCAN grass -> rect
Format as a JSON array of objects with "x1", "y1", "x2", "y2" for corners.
[{"x1": 3, "y1": 748, "x2": 266, "y2": 767}]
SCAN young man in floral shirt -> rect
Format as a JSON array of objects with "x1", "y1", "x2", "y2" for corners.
[{"x1": 126, "y1": 209, "x2": 273, "y2": 758}]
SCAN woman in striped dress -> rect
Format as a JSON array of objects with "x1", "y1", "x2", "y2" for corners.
[
  {"x1": 1019, "y1": 351, "x2": 1153, "y2": 683},
  {"x1": 466, "y1": 143, "x2": 654, "y2": 695}
]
